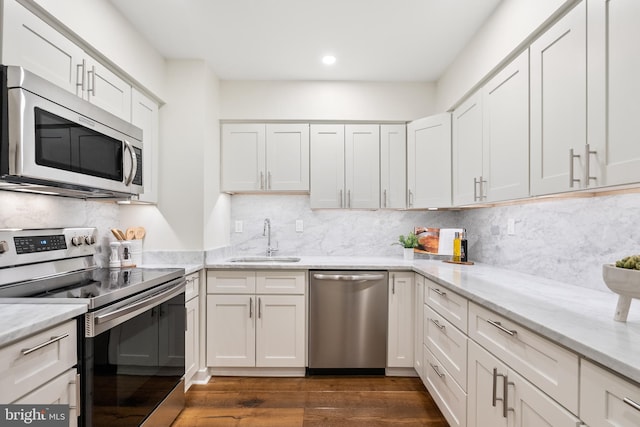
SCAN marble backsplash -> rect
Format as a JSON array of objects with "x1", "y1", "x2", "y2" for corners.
[{"x1": 227, "y1": 195, "x2": 462, "y2": 258}]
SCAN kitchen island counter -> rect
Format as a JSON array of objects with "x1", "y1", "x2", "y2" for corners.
[{"x1": 208, "y1": 255, "x2": 640, "y2": 385}]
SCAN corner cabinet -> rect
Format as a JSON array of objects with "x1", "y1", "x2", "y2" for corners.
[
  {"x1": 310, "y1": 124, "x2": 380, "y2": 209},
  {"x1": 206, "y1": 270, "x2": 306, "y2": 374},
  {"x1": 131, "y1": 89, "x2": 160, "y2": 203},
  {"x1": 221, "y1": 123, "x2": 310, "y2": 192},
  {"x1": 1, "y1": 0, "x2": 132, "y2": 121},
  {"x1": 387, "y1": 272, "x2": 414, "y2": 370},
  {"x1": 407, "y1": 113, "x2": 452, "y2": 208}
]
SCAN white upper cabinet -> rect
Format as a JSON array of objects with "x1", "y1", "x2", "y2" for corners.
[
  {"x1": 588, "y1": 0, "x2": 640, "y2": 187},
  {"x1": 222, "y1": 123, "x2": 309, "y2": 192},
  {"x1": 345, "y1": 124, "x2": 380, "y2": 209},
  {"x1": 452, "y1": 93, "x2": 483, "y2": 205},
  {"x1": 407, "y1": 113, "x2": 452, "y2": 208},
  {"x1": 266, "y1": 124, "x2": 310, "y2": 191},
  {"x1": 380, "y1": 124, "x2": 407, "y2": 209},
  {"x1": 1, "y1": 0, "x2": 132, "y2": 120},
  {"x1": 131, "y1": 89, "x2": 159, "y2": 203},
  {"x1": 310, "y1": 124, "x2": 380, "y2": 209},
  {"x1": 530, "y1": 1, "x2": 587, "y2": 195},
  {"x1": 481, "y1": 49, "x2": 530, "y2": 202}
]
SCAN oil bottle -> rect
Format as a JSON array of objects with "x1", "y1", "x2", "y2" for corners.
[{"x1": 453, "y1": 232, "x2": 461, "y2": 262}]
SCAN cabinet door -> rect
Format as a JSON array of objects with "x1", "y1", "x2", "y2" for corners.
[
  {"x1": 509, "y1": 367, "x2": 580, "y2": 427},
  {"x1": 530, "y1": 2, "x2": 587, "y2": 195},
  {"x1": 467, "y1": 341, "x2": 509, "y2": 427},
  {"x1": 206, "y1": 295, "x2": 255, "y2": 367},
  {"x1": 131, "y1": 89, "x2": 159, "y2": 203},
  {"x1": 84, "y1": 59, "x2": 132, "y2": 120},
  {"x1": 1, "y1": 0, "x2": 85, "y2": 95},
  {"x1": 266, "y1": 124, "x2": 310, "y2": 191},
  {"x1": 345, "y1": 124, "x2": 380, "y2": 208},
  {"x1": 453, "y1": 93, "x2": 483, "y2": 205},
  {"x1": 414, "y1": 274, "x2": 425, "y2": 380},
  {"x1": 255, "y1": 295, "x2": 305, "y2": 367},
  {"x1": 407, "y1": 113, "x2": 452, "y2": 208},
  {"x1": 380, "y1": 124, "x2": 407, "y2": 209},
  {"x1": 310, "y1": 124, "x2": 345, "y2": 208},
  {"x1": 588, "y1": 0, "x2": 640, "y2": 186},
  {"x1": 185, "y1": 296, "x2": 199, "y2": 388},
  {"x1": 221, "y1": 124, "x2": 266, "y2": 192},
  {"x1": 482, "y1": 50, "x2": 530, "y2": 202},
  {"x1": 387, "y1": 272, "x2": 414, "y2": 368}
]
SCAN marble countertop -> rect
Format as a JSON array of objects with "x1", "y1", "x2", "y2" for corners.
[
  {"x1": 0, "y1": 303, "x2": 87, "y2": 347},
  {"x1": 208, "y1": 255, "x2": 640, "y2": 385},
  {"x1": 139, "y1": 263, "x2": 203, "y2": 275}
]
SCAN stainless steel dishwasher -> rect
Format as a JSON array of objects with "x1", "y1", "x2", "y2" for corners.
[{"x1": 308, "y1": 270, "x2": 388, "y2": 374}]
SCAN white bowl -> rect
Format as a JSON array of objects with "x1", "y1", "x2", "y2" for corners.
[{"x1": 602, "y1": 264, "x2": 640, "y2": 321}]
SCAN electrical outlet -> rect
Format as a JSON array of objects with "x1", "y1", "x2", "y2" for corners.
[
  {"x1": 295, "y1": 219, "x2": 304, "y2": 233},
  {"x1": 507, "y1": 218, "x2": 515, "y2": 235},
  {"x1": 235, "y1": 220, "x2": 243, "y2": 233}
]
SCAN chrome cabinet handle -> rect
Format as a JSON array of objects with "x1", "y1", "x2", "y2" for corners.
[
  {"x1": 339, "y1": 189, "x2": 343, "y2": 208},
  {"x1": 487, "y1": 319, "x2": 517, "y2": 336},
  {"x1": 480, "y1": 176, "x2": 487, "y2": 200},
  {"x1": 430, "y1": 363, "x2": 445, "y2": 378},
  {"x1": 260, "y1": 172, "x2": 265, "y2": 190},
  {"x1": 22, "y1": 333, "x2": 69, "y2": 356},
  {"x1": 432, "y1": 288, "x2": 446, "y2": 297},
  {"x1": 430, "y1": 318, "x2": 445, "y2": 330},
  {"x1": 473, "y1": 177, "x2": 479, "y2": 201},
  {"x1": 624, "y1": 397, "x2": 640, "y2": 412},
  {"x1": 348, "y1": 190, "x2": 351, "y2": 208},
  {"x1": 258, "y1": 297, "x2": 262, "y2": 319},
  {"x1": 569, "y1": 148, "x2": 581, "y2": 188},
  {"x1": 407, "y1": 189, "x2": 414, "y2": 207},
  {"x1": 383, "y1": 189, "x2": 387, "y2": 208},
  {"x1": 249, "y1": 297, "x2": 253, "y2": 318},
  {"x1": 492, "y1": 368, "x2": 509, "y2": 418},
  {"x1": 76, "y1": 59, "x2": 86, "y2": 92},
  {"x1": 123, "y1": 140, "x2": 138, "y2": 186},
  {"x1": 267, "y1": 172, "x2": 272, "y2": 189},
  {"x1": 585, "y1": 144, "x2": 597, "y2": 187},
  {"x1": 87, "y1": 65, "x2": 96, "y2": 96},
  {"x1": 391, "y1": 274, "x2": 395, "y2": 294}
]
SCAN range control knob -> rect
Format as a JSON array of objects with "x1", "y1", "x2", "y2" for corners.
[
  {"x1": 71, "y1": 236, "x2": 84, "y2": 246},
  {"x1": 84, "y1": 235, "x2": 96, "y2": 245},
  {"x1": 0, "y1": 240, "x2": 8, "y2": 254}
]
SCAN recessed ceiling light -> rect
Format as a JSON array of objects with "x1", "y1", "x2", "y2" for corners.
[{"x1": 322, "y1": 55, "x2": 336, "y2": 65}]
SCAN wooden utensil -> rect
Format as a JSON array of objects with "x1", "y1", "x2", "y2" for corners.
[
  {"x1": 134, "y1": 226, "x2": 146, "y2": 240},
  {"x1": 125, "y1": 227, "x2": 136, "y2": 240},
  {"x1": 111, "y1": 228, "x2": 124, "y2": 240}
]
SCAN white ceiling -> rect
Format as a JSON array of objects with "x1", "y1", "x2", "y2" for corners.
[{"x1": 109, "y1": 0, "x2": 502, "y2": 82}]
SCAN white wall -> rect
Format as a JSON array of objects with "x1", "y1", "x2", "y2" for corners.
[
  {"x1": 29, "y1": 0, "x2": 167, "y2": 99},
  {"x1": 221, "y1": 80, "x2": 436, "y2": 122},
  {"x1": 120, "y1": 60, "x2": 227, "y2": 252},
  {"x1": 436, "y1": 0, "x2": 574, "y2": 111}
]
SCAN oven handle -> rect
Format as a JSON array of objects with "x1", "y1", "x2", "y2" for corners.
[{"x1": 95, "y1": 279, "x2": 186, "y2": 325}]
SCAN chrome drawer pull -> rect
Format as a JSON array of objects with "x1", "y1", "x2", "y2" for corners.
[
  {"x1": 22, "y1": 333, "x2": 69, "y2": 356},
  {"x1": 487, "y1": 319, "x2": 517, "y2": 336},
  {"x1": 430, "y1": 318, "x2": 445, "y2": 330},
  {"x1": 624, "y1": 397, "x2": 640, "y2": 412},
  {"x1": 430, "y1": 363, "x2": 445, "y2": 378},
  {"x1": 432, "y1": 288, "x2": 446, "y2": 297}
]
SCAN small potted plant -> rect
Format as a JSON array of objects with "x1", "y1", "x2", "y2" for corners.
[{"x1": 395, "y1": 232, "x2": 419, "y2": 260}]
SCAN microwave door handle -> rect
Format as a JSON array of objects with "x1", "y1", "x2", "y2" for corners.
[{"x1": 123, "y1": 140, "x2": 138, "y2": 186}]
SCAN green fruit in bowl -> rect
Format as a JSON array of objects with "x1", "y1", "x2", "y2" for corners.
[{"x1": 615, "y1": 255, "x2": 640, "y2": 270}]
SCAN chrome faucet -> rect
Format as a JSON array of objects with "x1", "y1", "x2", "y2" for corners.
[{"x1": 263, "y1": 218, "x2": 278, "y2": 256}]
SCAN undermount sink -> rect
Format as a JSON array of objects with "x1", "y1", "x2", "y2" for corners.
[{"x1": 227, "y1": 256, "x2": 301, "y2": 263}]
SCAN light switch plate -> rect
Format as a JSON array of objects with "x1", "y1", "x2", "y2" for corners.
[
  {"x1": 235, "y1": 220, "x2": 243, "y2": 233},
  {"x1": 507, "y1": 218, "x2": 515, "y2": 235},
  {"x1": 295, "y1": 219, "x2": 303, "y2": 232}
]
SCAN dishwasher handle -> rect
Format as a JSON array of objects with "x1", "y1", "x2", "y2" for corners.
[{"x1": 313, "y1": 273, "x2": 385, "y2": 282}]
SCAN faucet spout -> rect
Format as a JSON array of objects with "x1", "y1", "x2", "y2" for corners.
[{"x1": 263, "y1": 218, "x2": 278, "y2": 256}]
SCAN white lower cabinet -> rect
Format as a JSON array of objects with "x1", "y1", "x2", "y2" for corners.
[
  {"x1": 387, "y1": 272, "x2": 414, "y2": 368},
  {"x1": 468, "y1": 341, "x2": 579, "y2": 427},
  {"x1": 206, "y1": 270, "x2": 306, "y2": 371},
  {"x1": 424, "y1": 346, "x2": 467, "y2": 427},
  {"x1": 184, "y1": 271, "x2": 201, "y2": 389},
  {"x1": 413, "y1": 274, "x2": 425, "y2": 381},
  {"x1": 580, "y1": 359, "x2": 640, "y2": 427}
]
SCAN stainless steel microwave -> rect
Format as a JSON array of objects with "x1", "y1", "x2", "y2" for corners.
[{"x1": 0, "y1": 65, "x2": 143, "y2": 199}]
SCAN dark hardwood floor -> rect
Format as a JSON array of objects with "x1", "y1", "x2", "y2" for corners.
[{"x1": 172, "y1": 376, "x2": 449, "y2": 426}]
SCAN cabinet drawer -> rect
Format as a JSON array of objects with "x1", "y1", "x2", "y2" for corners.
[
  {"x1": 424, "y1": 305, "x2": 467, "y2": 390},
  {"x1": 424, "y1": 279, "x2": 468, "y2": 332},
  {"x1": 0, "y1": 320, "x2": 77, "y2": 403},
  {"x1": 423, "y1": 346, "x2": 466, "y2": 427},
  {"x1": 581, "y1": 360, "x2": 640, "y2": 427},
  {"x1": 207, "y1": 270, "x2": 256, "y2": 294},
  {"x1": 256, "y1": 271, "x2": 306, "y2": 294},
  {"x1": 185, "y1": 271, "x2": 200, "y2": 301},
  {"x1": 468, "y1": 302, "x2": 579, "y2": 414}
]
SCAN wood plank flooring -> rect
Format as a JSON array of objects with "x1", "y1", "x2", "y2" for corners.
[{"x1": 172, "y1": 376, "x2": 449, "y2": 426}]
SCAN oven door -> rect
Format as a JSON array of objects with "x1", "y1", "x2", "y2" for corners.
[{"x1": 81, "y1": 278, "x2": 186, "y2": 427}]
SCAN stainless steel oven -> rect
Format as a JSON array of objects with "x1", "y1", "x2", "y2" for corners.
[{"x1": 0, "y1": 227, "x2": 186, "y2": 427}]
